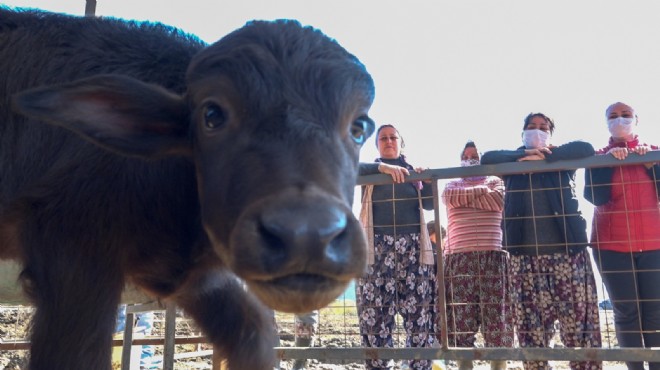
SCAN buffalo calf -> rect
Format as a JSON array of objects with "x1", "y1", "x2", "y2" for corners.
[{"x1": 0, "y1": 8, "x2": 375, "y2": 370}]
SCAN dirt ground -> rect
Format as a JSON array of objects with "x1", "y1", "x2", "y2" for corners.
[{"x1": 0, "y1": 304, "x2": 629, "y2": 370}]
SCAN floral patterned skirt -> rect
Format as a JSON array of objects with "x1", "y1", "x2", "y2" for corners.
[
  {"x1": 356, "y1": 233, "x2": 437, "y2": 370},
  {"x1": 444, "y1": 250, "x2": 514, "y2": 348},
  {"x1": 509, "y1": 250, "x2": 602, "y2": 370}
]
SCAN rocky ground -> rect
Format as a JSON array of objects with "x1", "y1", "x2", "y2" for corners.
[{"x1": 0, "y1": 304, "x2": 627, "y2": 370}]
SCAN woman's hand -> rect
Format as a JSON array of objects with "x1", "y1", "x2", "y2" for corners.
[
  {"x1": 607, "y1": 147, "x2": 629, "y2": 160},
  {"x1": 378, "y1": 162, "x2": 409, "y2": 183},
  {"x1": 414, "y1": 167, "x2": 432, "y2": 183},
  {"x1": 518, "y1": 147, "x2": 551, "y2": 161},
  {"x1": 633, "y1": 145, "x2": 651, "y2": 156},
  {"x1": 630, "y1": 145, "x2": 657, "y2": 168},
  {"x1": 608, "y1": 146, "x2": 656, "y2": 168}
]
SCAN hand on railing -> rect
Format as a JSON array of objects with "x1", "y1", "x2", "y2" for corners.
[
  {"x1": 377, "y1": 162, "x2": 410, "y2": 183},
  {"x1": 607, "y1": 145, "x2": 655, "y2": 168},
  {"x1": 519, "y1": 147, "x2": 553, "y2": 161}
]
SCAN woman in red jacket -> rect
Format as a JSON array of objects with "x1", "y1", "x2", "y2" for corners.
[{"x1": 584, "y1": 102, "x2": 660, "y2": 370}]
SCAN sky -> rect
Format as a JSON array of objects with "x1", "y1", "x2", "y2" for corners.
[
  {"x1": 5, "y1": 0, "x2": 658, "y2": 299},
  {"x1": 3, "y1": 0, "x2": 660, "y2": 169}
]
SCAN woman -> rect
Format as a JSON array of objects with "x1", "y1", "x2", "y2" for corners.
[
  {"x1": 441, "y1": 141, "x2": 512, "y2": 370},
  {"x1": 584, "y1": 102, "x2": 660, "y2": 370},
  {"x1": 357, "y1": 124, "x2": 436, "y2": 370},
  {"x1": 481, "y1": 113, "x2": 601, "y2": 370}
]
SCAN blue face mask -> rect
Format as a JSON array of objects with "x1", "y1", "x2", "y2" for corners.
[{"x1": 460, "y1": 158, "x2": 480, "y2": 167}]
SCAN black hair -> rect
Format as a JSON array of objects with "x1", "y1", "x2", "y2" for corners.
[
  {"x1": 523, "y1": 113, "x2": 555, "y2": 134},
  {"x1": 426, "y1": 220, "x2": 446, "y2": 239},
  {"x1": 460, "y1": 140, "x2": 477, "y2": 159}
]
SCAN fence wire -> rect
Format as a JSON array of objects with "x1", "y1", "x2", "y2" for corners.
[{"x1": 2, "y1": 152, "x2": 660, "y2": 370}]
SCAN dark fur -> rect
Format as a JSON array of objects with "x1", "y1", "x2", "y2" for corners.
[{"x1": 0, "y1": 8, "x2": 374, "y2": 370}]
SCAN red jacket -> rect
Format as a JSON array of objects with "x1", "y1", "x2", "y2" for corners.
[{"x1": 584, "y1": 136, "x2": 660, "y2": 252}]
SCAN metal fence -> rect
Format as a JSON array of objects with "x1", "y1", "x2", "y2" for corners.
[
  {"x1": 275, "y1": 150, "x2": 660, "y2": 369},
  {"x1": 2, "y1": 152, "x2": 660, "y2": 369}
]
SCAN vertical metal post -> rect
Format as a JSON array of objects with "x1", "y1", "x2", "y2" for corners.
[
  {"x1": 432, "y1": 179, "x2": 449, "y2": 350},
  {"x1": 121, "y1": 310, "x2": 135, "y2": 370},
  {"x1": 84, "y1": 0, "x2": 96, "y2": 17},
  {"x1": 163, "y1": 302, "x2": 177, "y2": 370}
]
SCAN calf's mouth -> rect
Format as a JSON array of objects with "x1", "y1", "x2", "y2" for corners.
[{"x1": 247, "y1": 273, "x2": 352, "y2": 313}]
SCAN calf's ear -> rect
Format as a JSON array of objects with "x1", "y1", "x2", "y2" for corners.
[{"x1": 13, "y1": 74, "x2": 191, "y2": 158}]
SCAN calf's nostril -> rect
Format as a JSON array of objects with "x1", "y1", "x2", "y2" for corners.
[
  {"x1": 258, "y1": 222, "x2": 287, "y2": 252},
  {"x1": 317, "y1": 210, "x2": 347, "y2": 245},
  {"x1": 324, "y1": 227, "x2": 350, "y2": 264}
]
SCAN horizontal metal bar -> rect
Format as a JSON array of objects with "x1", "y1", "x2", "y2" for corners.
[
  {"x1": 3, "y1": 341, "x2": 658, "y2": 362},
  {"x1": 357, "y1": 150, "x2": 660, "y2": 185},
  {"x1": 124, "y1": 301, "x2": 165, "y2": 313},
  {"x1": 0, "y1": 336, "x2": 208, "y2": 350},
  {"x1": 276, "y1": 347, "x2": 660, "y2": 362}
]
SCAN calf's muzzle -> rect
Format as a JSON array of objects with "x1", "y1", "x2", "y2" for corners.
[{"x1": 228, "y1": 187, "x2": 366, "y2": 313}]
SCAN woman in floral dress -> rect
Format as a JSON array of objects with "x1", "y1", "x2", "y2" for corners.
[
  {"x1": 357, "y1": 124, "x2": 436, "y2": 370},
  {"x1": 481, "y1": 113, "x2": 601, "y2": 370}
]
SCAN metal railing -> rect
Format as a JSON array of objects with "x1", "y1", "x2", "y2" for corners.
[
  {"x1": 275, "y1": 150, "x2": 660, "y2": 368},
  {"x1": 2, "y1": 152, "x2": 660, "y2": 369}
]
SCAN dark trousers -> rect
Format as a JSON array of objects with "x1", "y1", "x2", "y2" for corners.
[{"x1": 593, "y1": 249, "x2": 660, "y2": 370}]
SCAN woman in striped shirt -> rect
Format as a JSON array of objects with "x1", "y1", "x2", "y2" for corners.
[{"x1": 441, "y1": 141, "x2": 513, "y2": 370}]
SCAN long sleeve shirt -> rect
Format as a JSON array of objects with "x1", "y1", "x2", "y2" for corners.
[
  {"x1": 359, "y1": 158, "x2": 434, "y2": 234},
  {"x1": 480, "y1": 141, "x2": 594, "y2": 255},
  {"x1": 584, "y1": 136, "x2": 660, "y2": 252},
  {"x1": 442, "y1": 176, "x2": 504, "y2": 254}
]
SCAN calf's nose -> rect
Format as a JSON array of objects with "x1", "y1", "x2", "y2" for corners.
[
  {"x1": 259, "y1": 203, "x2": 349, "y2": 266},
  {"x1": 227, "y1": 188, "x2": 367, "y2": 312}
]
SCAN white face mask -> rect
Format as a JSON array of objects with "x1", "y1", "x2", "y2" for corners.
[
  {"x1": 522, "y1": 129, "x2": 551, "y2": 149},
  {"x1": 460, "y1": 158, "x2": 480, "y2": 167},
  {"x1": 607, "y1": 117, "x2": 635, "y2": 138}
]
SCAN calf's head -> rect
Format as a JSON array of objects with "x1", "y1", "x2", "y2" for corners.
[{"x1": 13, "y1": 20, "x2": 375, "y2": 312}]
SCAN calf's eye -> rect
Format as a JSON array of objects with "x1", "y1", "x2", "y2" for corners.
[
  {"x1": 350, "y1": 117, "x2": 375, "y2": 145},
  {"x1": 204, "y1": 103, "x2": 227, "y2": 129}
]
